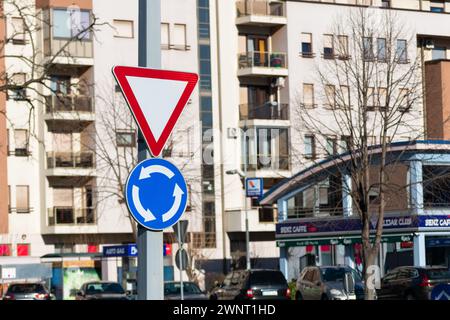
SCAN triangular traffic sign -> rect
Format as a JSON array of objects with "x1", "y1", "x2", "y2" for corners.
[{"x1": 112, "y1": 66, "x2": 198, "y2": 157}]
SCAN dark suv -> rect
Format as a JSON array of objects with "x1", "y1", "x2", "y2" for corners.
[
  {"x1": 3, "y1": 283, "x2": 52, "y2": 300},
  {"x1": 377, "y1": 266, "x2": 450, "y2": 300},
  {"x1": 209, "y1": 269, "x2": 290, "y2": 300}
]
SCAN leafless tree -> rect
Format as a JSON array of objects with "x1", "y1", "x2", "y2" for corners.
[
  {"x1": 293, "y1": 7, "x2": 425, "y2": 299},
  {"x1": 0, "y1": 0, "x2": 105, "y2": 147}
]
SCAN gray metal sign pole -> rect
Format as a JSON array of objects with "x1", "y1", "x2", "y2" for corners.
[
  {"x1": 177, "y1": 228, "x2": 184, "y2": 300},
  {"x1": 137, "y1": 0, "x2": 163, "y2": 300}
]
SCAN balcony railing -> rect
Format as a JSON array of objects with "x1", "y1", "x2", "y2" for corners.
[
  {"x1": 238, "y1": 51, "x2": 287, "y2": 69},
  {"x1": 236, "y1": 0, "x2": 285, "y2": 17},
  {"x1": 47, "y1": 152, "x2": 95, "y2": 169},
  {"x1": 239, "y1": 102, "x2": 289, "y2": 120},
  {"x1": 48, "y1": 207, "x2": 96, "y2": 226},
  {"x1": 245, "y1": 154, "x2": 290, "y2": 171},
  {"x1": 45, "y1": 95, "x2": 94, "y2": 114},
  {"x1": 287, "y1": 207, "x2": 343, "y2": 219}
]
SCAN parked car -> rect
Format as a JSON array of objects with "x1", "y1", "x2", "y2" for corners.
[
  {"x1": 296, "y1": 266, "x2": 365, "y2": 300},
  {"x1": 2, "y1": 282, "x2": 52, "y2": 300},
  {"x1": 209, "y1": 269, "x2": 290, "y2": 300},
  {"x1": 75, "y1": 281, "x2": 131, "y2": 300},
  {"x1": 164, "y1": 281, "x2": 208, "y2": 300},
  {"x1": 377, "y1": 266, "x2": 450, "y2": 300}
]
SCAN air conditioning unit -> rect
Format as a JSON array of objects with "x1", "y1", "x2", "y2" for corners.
[
  {"x1": 227, "y1": 128, "x2": 239, "y2": 139},
  {"x1": 271, "y1": 77, "x2": 286, "y2": 88},
  {"x1": 425, "y1": 39, "x2": 434, "y2": 49}
]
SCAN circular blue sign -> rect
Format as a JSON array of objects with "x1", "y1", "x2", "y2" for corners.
[
  {"x1": 431, "y1": 283, "x2": 450, "y2": 300},
  {"x1": 125, "y1": 158, "x2": 188, "y2": 231}
]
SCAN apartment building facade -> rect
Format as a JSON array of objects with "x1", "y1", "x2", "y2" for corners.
[{"x1": 1, "y1": 0, "x2": 450, "y2": 294}]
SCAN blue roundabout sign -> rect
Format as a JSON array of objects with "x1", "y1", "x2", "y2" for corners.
[{"x1": 125, "y1": 158, "x2": 188, "y2": 231}]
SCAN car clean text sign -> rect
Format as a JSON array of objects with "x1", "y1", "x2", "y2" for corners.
[{"x1": 246, "y1": 178, "x2": 264, "y2": 198}]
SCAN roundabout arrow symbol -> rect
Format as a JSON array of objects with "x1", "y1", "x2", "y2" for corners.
[
  {"x1": 162, "y1": 184, "x2": 185, "y2": 222},
  {"x1": 132, "y1": 185, "x2": 156, "y2": 222},
  {"x1": 139, "y1": 165, "x2": 175, "y2": 180}
]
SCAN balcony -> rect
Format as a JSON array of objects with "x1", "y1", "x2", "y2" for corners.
[
  {"x1": 245, "y1": 155, "x2": 290, "y2": 178},
  {"x1": 46, "y1": 152, "x2": 95, "y2": 177},
  {"x1": 48, "y1": 207, "x2": 96, "y2": 226},
  {"x1": 238, "y1": 51, "x2": 288, "y2": 78},
  {"x1": 239, "y1": 102, "x2": 289, "y2": 121},
  {"x1": 287, "y1": 207, "x2": 343, "y2": 219},
  {"x1": 226, "y1": 208, "x2": 275, "y2": 232},
  {"x1": 236, "y1": 0, "x2": 287, "y2": 27},
  {"x1": 44, "y1": 95, "x2": 95, "y2": 123},
  {"x1": 44, "y1": 207, "x2": 98, "y2": 234}
]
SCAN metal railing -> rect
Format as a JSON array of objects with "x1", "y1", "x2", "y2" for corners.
[
  {"x1": 287, "y1": 207, "x2": 343, "y2": 219},
  {"x1": 236, "y1": 0, "x2": 285, "y2": 17},
  {"x1": 239, "y1": 102, "x2": 289, "y2": 120},
  {"x1": 238, "y1": 51, "x2": 287, "y2": 69},
  {"x1": 245, "y1": 154, "x2": 290, "y2": 171},
  {"x1": 45, "y1": 95, "x2": 94, "y2": 114},
  {"x1": 48, "y1": 207, "x2": 96, "y2": 226},
  {"x1": 47, "y1": 152, "x2": 95, "y2": 169}
]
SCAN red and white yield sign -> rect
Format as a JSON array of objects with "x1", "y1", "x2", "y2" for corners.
[{"x1": 112, "y1": 66, "x2": 199, "y2": 157}]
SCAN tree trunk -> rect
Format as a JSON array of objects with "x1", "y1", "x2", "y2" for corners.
[{"x1": 363, "y1": 249, "x2": 378, "y2": 300}]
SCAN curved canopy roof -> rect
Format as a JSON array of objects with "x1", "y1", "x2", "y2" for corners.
[{"x1": 260, "y1": 140, "x2": 450, "y2": 205}]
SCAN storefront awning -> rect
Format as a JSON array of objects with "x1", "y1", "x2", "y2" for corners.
[{"x1": 277, "y1": 234, "x2": 414, "y2": 247}]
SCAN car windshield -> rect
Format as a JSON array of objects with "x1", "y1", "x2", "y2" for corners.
[
  {"x1": 249, "y1": 271, "x2": 287, "y2": 286},
  {"x1": 85, "y1": 283, "x2": 125, "y2": 295},
  {"x1": 426, "y1": 269, "x2": 450, "y2": 280},
  {"x1": 164, "y1": 282, "x2": 202, "y2": 295},
  {"x1": 321, "y1": 268, "x2": 362, "y2": 282},
  {"x1": 8, "y1": 284, "x2": 46, "y2": 294}
]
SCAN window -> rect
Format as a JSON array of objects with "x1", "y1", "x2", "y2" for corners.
[
  {"x1": 377, "y1": 38, "x2": 387, "y2": 61},
  {"x1": 116, "y1": 131, "x2": 136, "y2": 147},
  {"x1": 337, "y1": 35, "x2": 349, "y2": 59},
  {"x1": 303, "y1": 83, "x2": 315, "y2": 107},
  {"x1": 399, "y1": 88, "x2": 411, "y2": 112},
  {"x1": 17, "y1": 244, "x2": 30, "y2": 256},
  {"x1": 341, "y1": 136, "x2": 352, "y2": 151},
  {"x1": 378, "y1": 87, "x2": 387, "y2": 110},
  {"x1": 113, "y1": 20, "x2": 134, "y2": 38},
  {"x1": 16, "y1": 185, "x2": 30, "y2": 213},
  {"x1": 9, "y1": 73, "x2": 27, "y2": 100},
  {"x1": 8, "y1": 185, "x2": 11, "y2": 213},
  {"x1": 381, "y1": 0, "x2": 390, "y2": 8},
  {"x1": 50, "y1": 75, "x2": 71, "y2": 95},
  {"x1": 340, "y1": 85, "x2": 350, "y2": 107},
  {"x1": 53, "y1": 9, "x2": 91, "y2": 40},
  {"x1": 396, "y1": 40, "x2": 408, "y2": 63},
  {"x1": 14, "y1": 129, "x2": 29, "y2": 156},
  {"x1": 172, "y1": 24, "x2": 188, "y2": 50},
  {"x1": 0, "y1": 244, "x2": 11, "y2": 256},
  {"x1": 326, "y1": 137, "x2": 337, "y2": 156},
  {"x1": 301, "y1": 33, "x2": 313, "y2": 57},
  {"x1": 198, "y1": 0, "x2": 210, "y2": 39},
  {"x1": 363, "y1": 37, "x2": 374, "y2": 60},
  {"x1": 325, "y1": 85, "x2": 336, "y2": 108},
  {"x1": 161, "y1": 23, "x2": 170, "y2": 49},
  {"x1": 323, "y1": 34, "x2": 334, "y2": 59},
  {"x1": 199, "y1": 44, "x2": 212, "y2": 90},
  {"x1": 10, "y1": 17, "x2": 25, "y2": 44},
  {"x1": 432, "y1": 47, "x2": 447, "y2": 60},
  {"x1": 304, "y1": 135, "x2": 315, "y2": 159},
  {"x1": 259, "y1": 207, "x2": 275, "y2": 222},
  {"x1": 430, "y1": 1, "x2": 445, "y2": 12}
]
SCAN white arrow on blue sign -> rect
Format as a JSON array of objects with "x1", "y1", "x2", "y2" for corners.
[
  {"x1": 125, "y1": 158, "x2": 188, "y2": 231},
  {"x1": 431, "y1": 283, "x2": 450, "y2": 300}
]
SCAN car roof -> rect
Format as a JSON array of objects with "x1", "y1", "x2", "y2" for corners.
[{"x1": 83, "y1": 281, "x2": 119, "y2": 285}]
